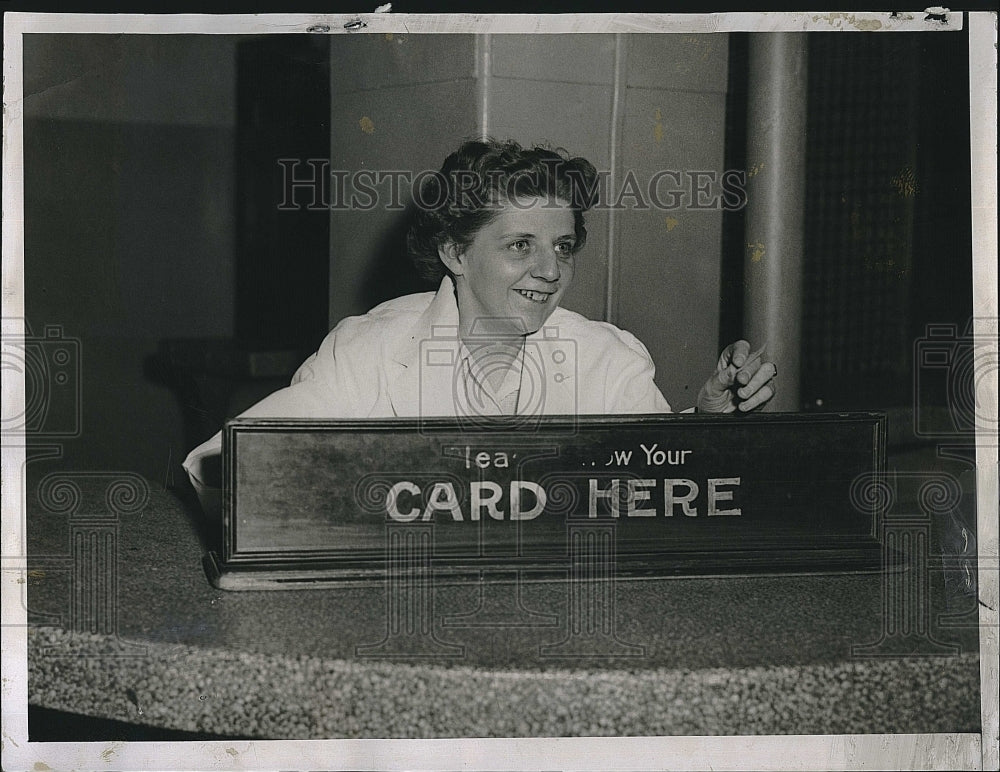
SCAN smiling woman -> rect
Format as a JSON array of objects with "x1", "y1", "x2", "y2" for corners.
[
  {"x1": 182, "y1": 138, "x2": 777, "y2": 516},
  {"x1": 406, "y1": 140, "x2": 596, "y2": 339}
]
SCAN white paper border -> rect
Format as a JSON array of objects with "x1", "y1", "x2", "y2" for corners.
[
  {"x1": 969, "y1": 11, "x2": 1000, "y2": 772},
  {"x1": 1, "y1": 10, "x2": 995, "y2": 772},
  {"x1": 0, "y1": 10, "x2": 968, "y2": 34}
]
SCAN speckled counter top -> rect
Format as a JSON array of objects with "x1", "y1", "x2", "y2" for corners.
[{"x1": 26, "y1": 477, "x2": 980, "y2": 739}]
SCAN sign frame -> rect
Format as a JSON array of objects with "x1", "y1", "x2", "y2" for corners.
[{"x1": 208, "y1": 411, "x2": 887, "y2": 589}]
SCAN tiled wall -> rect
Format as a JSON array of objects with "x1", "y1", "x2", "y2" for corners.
[
  {"x1": 615, "y1": 34, "x2": 728, "y2": 406},
  {"x1": 327, "y1": 34, "x2": 480, "y2": 316}
]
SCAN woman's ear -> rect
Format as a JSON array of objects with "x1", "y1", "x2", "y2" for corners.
[{"x1": 437, "y1": 241, "x2": 464, "y2": 276}]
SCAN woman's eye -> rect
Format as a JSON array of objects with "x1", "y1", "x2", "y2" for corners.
[
  {"x1": 555, "y1": 241, "x2": 575, "y2": 256},
  {"x1": 509, "y1": 239, "x2": 531, "y2": 252}
]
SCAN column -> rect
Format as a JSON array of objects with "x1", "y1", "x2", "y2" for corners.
[{"x1": 743, "y1": 34, "x2": 808, "y2": 411}]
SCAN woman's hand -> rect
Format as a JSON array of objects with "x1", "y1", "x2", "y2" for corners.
[{"x1": 696, "y1": 340, "x2": 777, "y2": 413}]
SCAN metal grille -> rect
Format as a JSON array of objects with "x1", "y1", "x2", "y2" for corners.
[{"x1": 802, "y1": 34, "x2": 920, "y2": 395}]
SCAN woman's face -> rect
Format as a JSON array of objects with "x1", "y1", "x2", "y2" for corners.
[{"x1": 443, "y1": 196, "x2": 578, "y2": 337}]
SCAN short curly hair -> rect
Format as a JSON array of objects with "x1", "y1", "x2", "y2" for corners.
[{"x1": 406, "y1": 138, "x2": 599, "y2": 284}]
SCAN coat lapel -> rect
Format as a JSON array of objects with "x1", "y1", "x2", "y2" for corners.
[{"x1": 385, "y1": 278, "x2": 461, "y2": 418}]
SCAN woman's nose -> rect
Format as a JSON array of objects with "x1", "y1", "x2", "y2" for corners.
[{"x1": 531, "y1": 249, "x2": 561, "y2": 281}]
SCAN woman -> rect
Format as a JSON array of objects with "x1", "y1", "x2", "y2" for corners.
[{"x1": 183, "y1": 139, "x2": 776, "y2": 512}]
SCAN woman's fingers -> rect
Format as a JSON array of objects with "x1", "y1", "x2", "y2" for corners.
[
  {"x1": 734, "y1": 356, "x2": 762, "y2": 386},
  {"x1": 736, "y1": 360, "x2": 777, "y2": 411},
  {"x1": 737, "y1": 383, "x2": 775, "y2": 411},
  {"x1": 718, "y1": 339, "x2": 750, "y2": 371},
  {"x1": 736, "y1": 360, "x2": 775, "y2": 400},
  {"x1": 703, "y1": 342, "x2": 775, "y2": 413}
]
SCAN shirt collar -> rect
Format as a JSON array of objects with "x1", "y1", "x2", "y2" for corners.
[{"x1": 458, "y1": 338, "x2": 525, "y2": 403}]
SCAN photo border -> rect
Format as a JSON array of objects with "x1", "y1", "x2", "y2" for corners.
[{"x1": 2, "y1": 10, "x2": 996, "y2": 771}]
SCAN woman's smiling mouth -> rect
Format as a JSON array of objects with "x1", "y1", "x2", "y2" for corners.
[{"x1": 515, "y1": 288, "x2": 554, "y2": 303}]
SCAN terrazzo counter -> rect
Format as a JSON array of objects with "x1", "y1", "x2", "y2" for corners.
[{"x1": 25, "y1": 476, "x2": 981, "y2": 739}]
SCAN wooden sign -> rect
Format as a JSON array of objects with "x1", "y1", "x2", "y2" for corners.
[{"x1": 205, "y1": 413, "x2": 886, "y2": 589}]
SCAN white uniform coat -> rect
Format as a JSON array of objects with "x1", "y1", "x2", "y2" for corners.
[{"x1": 182, "y1": 277, "x2": 673, "y2": 512}]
